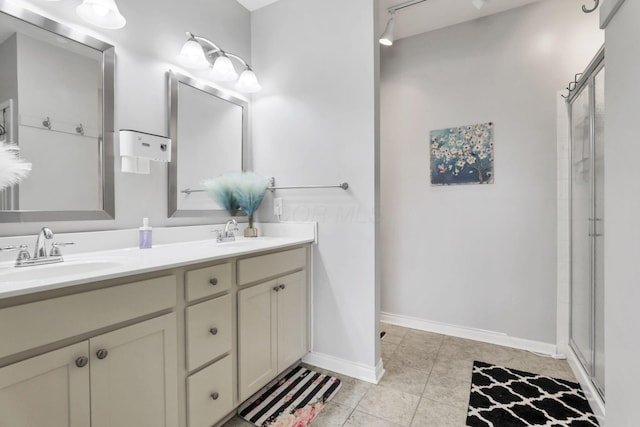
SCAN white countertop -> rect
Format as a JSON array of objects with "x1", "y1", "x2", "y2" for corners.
[{"x1": 0, "y1": 223, "x2": 315, "y2": 300}]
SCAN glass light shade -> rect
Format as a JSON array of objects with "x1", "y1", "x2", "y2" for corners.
[
  {"x1": 236, "y1": 69, "x2": 262, "y2": 93},
  {"x1": 177, "y1": 39, "x2": 209, "y2": 69},
  {"x1": 76, "y1": 0, "x2": 126, "y2": 29},
  {"x1": 210, "y1": 55, "x2": 238, "y2": 82},
  {"x1": 379, "y1": 17, "x2": 394, "y2": 46},
  {"x1": 472, "y1": 0, "x2": 486, "y2": 9}
]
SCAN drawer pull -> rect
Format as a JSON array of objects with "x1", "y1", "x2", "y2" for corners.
[
  {"x1": 209, "y1": 327, "x2": 218, "y2": 336},
  {"x1": 96, "y1": 349, "x2": 108, "y2": 360},
  {"x1": 75, "y1": 356, "x2": 89, "y2": 368},
  {"x1": 273, "y1": 286, "x2": 280, "y2": 292},
  {"x1": 210, "y1": 392, "x2": 220, "y2": 400},
  {"x1": 279, "y1": 284, "x2": 286, "y2": 290},
  {"x1": 209, "y1": 278, "x2": 218, "y2": 286}
]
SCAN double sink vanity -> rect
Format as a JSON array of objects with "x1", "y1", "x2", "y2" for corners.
[
  {"x1": 0, "y1": 1, "x2": 317, "y2": 425},
  {"x1": 0, "y1": 224, "x2": 314, "y2": 427}
]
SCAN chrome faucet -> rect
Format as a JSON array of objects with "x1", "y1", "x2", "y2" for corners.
[
  {"x1": 0, "y1": 227, "x2": 74, "y2": 267},
  {"x1": 34, "y1": 227, "x2": 54, "y2": 258},
  {"x1": 216, "y1": 219, "x2": 239, "y2": 243}
]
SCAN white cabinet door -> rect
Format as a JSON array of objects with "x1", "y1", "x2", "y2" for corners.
[
  {"x1": 0, "y1": 342, "x2": 90, "y2": 427},
  {"x1": 277, "y1": 271, "x2": 308, "y2": 373},
  {"x1": 238, "y1": 279, "x2": 278, "y2": 402},
  {"x1": 90, "y1": 313, "x2": 178, "y2": 427}
]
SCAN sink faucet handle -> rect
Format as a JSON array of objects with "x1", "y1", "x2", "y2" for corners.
[
  {"x1": 16, "y1": 245, "x2": 31, "y2": 261},
  {"x1": 50, "y1": 241, "x2": 75, "y2": 257},
  {"x1": 1, "y1": 244, "x2": 30, "y2": 259},
  {"x1": 1, "y1": 245, "x2": 32, "y2": 264}
]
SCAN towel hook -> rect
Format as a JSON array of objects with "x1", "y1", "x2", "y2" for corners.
[
  {"x1": 582, "y1": 0, "x2": 599, "y2": 13},
  {"x1": 76, "y1": 123, "x2": 85, "y2": 136},
  {"x1": 42, "y1": 116, "x2": 52, "y2": 130}
]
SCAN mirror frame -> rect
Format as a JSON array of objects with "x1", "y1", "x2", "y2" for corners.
[
  {"x1": 0, "y1": 0, "x2": 115, "y2": 222},
  {"x1": 168, "y1": 70, "x2": 248, "y2": 218}
]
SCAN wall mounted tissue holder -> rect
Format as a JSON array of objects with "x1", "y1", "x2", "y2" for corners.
[{"x1": 120, "y1": 130, "x2": 171, "y2": 174}]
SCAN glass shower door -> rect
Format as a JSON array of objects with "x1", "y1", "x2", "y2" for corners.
[
  {"x1": 592, "y1": 66, "x2": 605, "y2": 395},
  {"x1": 570, "y1": 85, "x2": 593, "y2": 374},
  {"x1": 569, "y1": 58, "x2": 605, "y2": 400}
]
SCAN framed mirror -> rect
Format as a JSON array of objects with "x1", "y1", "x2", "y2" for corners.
[
  {"x1": 168, "y1": 71, "x2": 247, "y2": 218},
  {"x1": 0, "y1": 0, "x2": 114, "y2": 222}
]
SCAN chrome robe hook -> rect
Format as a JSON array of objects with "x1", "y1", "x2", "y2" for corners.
[{"x1": 582, "y1": 0, "x2": 599, "y2": 13}]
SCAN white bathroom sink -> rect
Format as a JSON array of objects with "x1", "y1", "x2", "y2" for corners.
[{"x1": 0, "y1": 259, "x2": 126, "y2": 283}]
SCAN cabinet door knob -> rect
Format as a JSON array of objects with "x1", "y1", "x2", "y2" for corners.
[
  {"x1": 209, "y1": 278, "x2": 218, "y2": 286},
  {"x1": 75, "y1": 356, "x2": 89, "y2": 368},
  {"x1": 210, "y1": 392, "x2": 220, "y2": 400},
  {"x1": 209, "y1": 327, "x2": 218, "y2": 335},
  {"x1": 96, "y1": 349, "x2": 108, "y2": 360},
  {"x1": 272, "y1": 286, "x2": 280, "y2": 292},
  {"x1": 279, "y1": 284, "x2": 286, "y2": 290}
]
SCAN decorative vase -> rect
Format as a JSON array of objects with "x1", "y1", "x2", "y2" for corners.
[{"x1": 244, "y1": 216, "x2": 258, "y2": 238}]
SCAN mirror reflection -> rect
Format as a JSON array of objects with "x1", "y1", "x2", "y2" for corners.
[
  {"x1": 0, "y1": 3, "x2": 114, "y2": 222},
  {"x1": 168, "y1": 71, "x2": 247, "y2": 218}
]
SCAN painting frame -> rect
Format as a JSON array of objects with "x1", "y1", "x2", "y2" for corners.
[{"x1": 430, "y1": 122, "x2": 494, "y2": 186}]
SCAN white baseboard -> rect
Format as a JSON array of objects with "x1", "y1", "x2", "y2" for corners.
[
  {"x1": 302, "y1": 351, "x2": 385, "y2": 384},
  {"x1": 381, "y1": 312, "x2": 559, "y2": 356},
  {"x1": 566, "y1": 347, "x2": 606, "y2": 425}
]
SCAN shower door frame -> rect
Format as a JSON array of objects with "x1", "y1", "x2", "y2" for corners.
[{"x1": 567, "y1": 46, "x2": 605, "y2": 401}]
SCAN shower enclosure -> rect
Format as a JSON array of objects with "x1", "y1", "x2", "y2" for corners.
[{"x1": 568, "y1": 47, "x2": 605, "y2": 399}]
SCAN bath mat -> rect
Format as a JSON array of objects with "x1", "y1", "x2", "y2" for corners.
[
  {"x1": 466, "y1": 361, "x2": 599, "y2": 426},
  {"x1": 239, "y1": 365, "x2": 342, "y2": 427}
]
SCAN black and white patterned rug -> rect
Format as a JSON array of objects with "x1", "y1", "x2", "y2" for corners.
[
  {"x1": 466, "y1": 361, "x2": 599, "y2": 426},
  {"x1": 239, "y1": 366, "x2": 341, "y2": 426}
]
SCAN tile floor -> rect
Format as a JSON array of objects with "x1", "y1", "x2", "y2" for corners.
[{"x1": 223, "y1": 323, "x2": 577, "y2": 427}]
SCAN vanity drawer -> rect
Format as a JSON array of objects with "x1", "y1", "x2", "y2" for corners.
[
  {"x1": 0, "y1": 275, "x2": 177, "y2": 360},
  {"x1": 185, "y1": 263, "x2": 232, "y2": 302},
  {"x1": 237, "y1": 247, "x2": 306, "y2": 285},
  {"x1": 187, "y1": 354, "x2": 233, "y2": 427},
  {"x1": 186, "y1": 294, "x2": 232, "y2": 371}
]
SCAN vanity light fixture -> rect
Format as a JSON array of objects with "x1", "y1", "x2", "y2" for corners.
[
  {"x1": 76, "y1": 0, "x2": 126, "y2": 30},
  {"x1": 177, "y1": 32, "x2": 262, "y2": 93}
]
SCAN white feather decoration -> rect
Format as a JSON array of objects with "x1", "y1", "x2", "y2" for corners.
[{"x1": 0, "y1": 144, "x2": 32, "y2": 190}]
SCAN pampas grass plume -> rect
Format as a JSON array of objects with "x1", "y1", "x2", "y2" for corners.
[
  {"x1": 0, "y1": 144, "x2": 31, "y2": 190},
  {"x1": 231, "y1": 172, "x2": 270, "y2": 218},
  {"x1": 202, "y1": 172, "x2": 241, "y2": 211}
]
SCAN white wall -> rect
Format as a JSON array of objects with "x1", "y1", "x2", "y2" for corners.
[
  {"x1": 380, "y1": 0, "x2": 602, "y2": 345},
  {"x1": 251, "y1": 0, "x2": 381, "y2": 378},
  {"x1": 602, "y1": 1, "x2": 640, "y2": 424},
  {"x1": 0, "y1": 0, "x2": 250, "y2": 236}
]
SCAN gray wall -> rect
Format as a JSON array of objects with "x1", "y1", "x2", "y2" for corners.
[
  {"x1": 251, "y1": 0, "x2": 381, "y2": 373},
  {"x1": 380, "y1": 0, "x2": 602, "y2": 344},
  {"x1": 0, "y1": 0, "x2": 250, "y2": 236},
  {"x1": 603, "y1": 0, "x2": 640, "y2": 423}
]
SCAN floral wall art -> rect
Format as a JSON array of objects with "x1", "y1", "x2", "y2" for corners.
[{"x1": 430, "y1": 122, "x2": 494, "y2": 185}]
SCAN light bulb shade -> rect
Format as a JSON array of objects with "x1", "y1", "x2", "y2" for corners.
[
  {"x1": 177, "y1": 39, "x2": 209, "y2": 69},
  {"x1": 379, "y1": 17, "x2": 395, "y2": 46},
  {"x1": 472, "y1": 0, "x2": 486, "y2": 10},
  {"x1": 236, "y1": 69, "x2": 262, "y2": 93},
  {"x1": 210, "y1": 55, "x2": 238, "y2": 82},
  {"x1": 76, "y1": 0, "x2": 126, "y2": 29}
]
